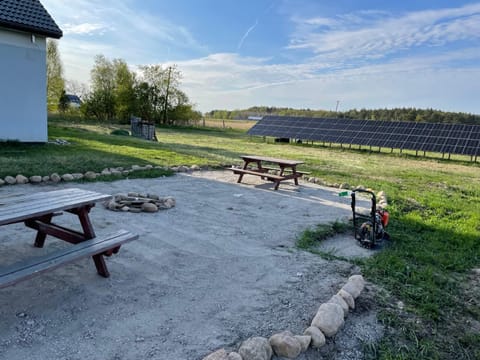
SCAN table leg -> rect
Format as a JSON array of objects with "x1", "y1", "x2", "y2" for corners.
[
  {"x1": 69, "y1": 205, "x2": 96, "y2": 239},
  {"x1": 32, "y1": 214, "x2": 53, "y2": 248},
  {"x1": 274, "y1": 181, "x2": 281, "y2": 190},
  {"x1": 292, "y1": 166, "x2": 299, "y2": 185},
  {"x1": 237, "y1": 160, "x2": 251, "y2": 183},
  {"x1": 92, "y1": 254, "x2": 110, "y2": 278},
  {"x1": 237, "y1": 172, "x2": 245, "y2": 183},
  {"x1": 72, "y1": 205, "x2": 111, "y2": 278}
]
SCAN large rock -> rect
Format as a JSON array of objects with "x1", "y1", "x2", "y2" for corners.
[
  {"x1": 141, "y1": 202, "x2": 158, "y2": 212},
  {"x1": 16, "y1": 174, "x2": 28, "y2": 184},
  {"x1": 158, "y1": 196, "x2": 176, "y2": 209},
  {"x1": 227, "y1": 352, "x2": 242, "y2": 360},
  {"x1": 61, "y1": 173, "x2": 74, "y2": 181},
  {"x1": 178, "y1": 165, "x2": 190, "y2": 172},
  {"x1": 4, "y1": 176, "x2": 16, "y2": 185},
  {"x1": 238, "y1": 337, "x2": 272, "y2": 360},
  {"x1": 311, "y1": 303, "x2": 345, "y2": 337},
  {"x1": 0, "y1": 178, "x2": 4, "y2": 186},
  {"x1": 328, "y1": 294, "x2": 349, "y2": 317},
  {"x1": 303, "y1": 326, "x2": 325, "y2": 348},
  {"x1": 84, "y1": 171, "x2": 97, "y2": 180},
  {"x1": 202, "y1": 349, "x2": 228, "y2": 360},
  {"x1": 269, "y1": 331, "x2": 302, "y2": 358},
  {"x1": 72, "y1": 173, "x2": 84, "y2": 180},
  {"x1": 29, "y1": 175, "x2": 42, "y2": 184},
  {"x1": 337, "y1": 289, "x2": 355, "y2": 309},
  {"x1": 106, "y1": 200, "x2": 121, "y2": 211},
  {"x1": 349, "y1": 274, "x2": 365, "y2": 288},
  {"x1": 342, "y1": 275, "x2": 365, "y2": 299},
  {"x1": 294, "y1": 335, "x2": 311, "y2": 352},
  {"x1": 50, "y1": 173, "x2": 61, "y2": 183}
]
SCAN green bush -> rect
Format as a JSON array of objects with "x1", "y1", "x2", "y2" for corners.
[{"x1": 110, "y1": 129, "x2": 130, "y2": 136}]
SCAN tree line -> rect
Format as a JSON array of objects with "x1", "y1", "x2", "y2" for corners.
[
  {"x1": 207, "y1": 106, "x2": 480, "y2": 125},
  {"x1": 47, "y1": 40, "x2": 201, "y2": 125}
]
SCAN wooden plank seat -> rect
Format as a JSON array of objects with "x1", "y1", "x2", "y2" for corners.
[
  {"x1": 230, "y1": 167, "x2": 302, "y2": 190},
  {"x1": 0, "y1": 229, "x2": 138, "y2": 289},
  {"x1": 258, "y1": 166, "x2": 310, "y2": 175},
  {"x1": 230, "y1": 167, "x2": 284, "y2": 180}
]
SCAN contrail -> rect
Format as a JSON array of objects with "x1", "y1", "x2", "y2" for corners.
[{"x1": 238, "y1": 19, "x2": 259, "y2": 50}]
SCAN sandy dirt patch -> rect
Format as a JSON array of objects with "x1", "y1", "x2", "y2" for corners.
[{"x1": 0, "y1": 171, "x2": 382, "y2": 359}]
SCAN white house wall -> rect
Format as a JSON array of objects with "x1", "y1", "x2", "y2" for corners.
[{"x1": 0, "y1": 28, "x2": 47, "y2": 142}]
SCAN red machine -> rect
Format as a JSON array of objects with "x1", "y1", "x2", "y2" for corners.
[{"x1": 351, "y1": 189, "x2": 390, "y2": 248}]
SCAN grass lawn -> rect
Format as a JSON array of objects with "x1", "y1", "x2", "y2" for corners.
[{"x1": 1, "y1": 116, "x2": 479, "y2": 359}]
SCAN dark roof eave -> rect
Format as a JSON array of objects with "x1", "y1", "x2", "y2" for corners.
[{"x1": 0, "y1": 20, "x2": 62, "y2": 39}]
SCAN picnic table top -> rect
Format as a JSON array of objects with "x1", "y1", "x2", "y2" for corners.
[
  {"x1": 0, "y1": 188, "x2": 111, "y2": 226},
  {"x1": 240, "y1": 155, "x2": 304, "y2": 166}
]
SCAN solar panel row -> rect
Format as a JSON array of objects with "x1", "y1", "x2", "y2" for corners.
[{"x1": 247, "y1": 116, "x2": 480, "y2": 156}]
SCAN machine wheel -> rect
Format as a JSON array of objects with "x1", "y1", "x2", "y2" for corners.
[{"x1": 357, "y1": 221, "x2": 375, "y2": 248}]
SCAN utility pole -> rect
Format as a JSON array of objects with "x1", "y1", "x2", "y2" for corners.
[
  {"x1": 163, "y1": 66, "x2": 172, "y2": 124},
  {"x1": 335, "y1": 100, "x2": 340, "y2": 113}
]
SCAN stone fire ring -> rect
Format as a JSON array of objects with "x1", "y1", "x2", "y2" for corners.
[{"x1": 104, "y1": 192, "x2": 175, "y2": 213}]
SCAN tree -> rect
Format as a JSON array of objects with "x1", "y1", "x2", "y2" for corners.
[
  {"x1": 112, "y1": 59, "x2": 136, "y2": 122},
  {"x1": 46, "y1": 39, "x2": 65, "y2": 112},
  {"x1": 65, "y1": 79, "x2": 88, "y2": 100},
  {"x1": 138, "y1": 64, "x2": 182, "y2": 124},
  {"x1": 58, "y1": 90, "x2": 69, "y2": 113},
  {"x1": 167, "y1": 89, "x2": 202, "y2": 124},
  {"x1": 83, "y1": 55, "x2": 115, "y2": 121},
  {"x1": 81, "y1": 56, "x2": 199, "y2": 124},
  {"x1": 134, "y1": 82, "x2": 155, "y2": 120}
]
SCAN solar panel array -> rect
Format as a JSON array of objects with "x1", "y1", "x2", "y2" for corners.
[{"x1": 247, "y1": 116, "x2": 480, "y2": 157}]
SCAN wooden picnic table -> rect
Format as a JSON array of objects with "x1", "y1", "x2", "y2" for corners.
[
  {"x1": 0, "y1": 188, "x2": 138, "y2": 289},
  {"x1": 230, "y1": 155, "x2": 306, "y2": 190}
]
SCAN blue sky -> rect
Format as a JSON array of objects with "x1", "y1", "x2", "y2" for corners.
[{"x1": 41, "y1": 0, "x2": 480, "y2": 114}]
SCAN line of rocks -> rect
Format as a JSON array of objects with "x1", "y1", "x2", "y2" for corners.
[
  {"x1": 202, "y1": 274, "x2": 366, "y2": 360},
  {"x1": 104, "y1": 192, "x2": 175, "y2": 213},
  {"x1": 0, "y1": 164, "x2": 203, "y2": 186}
]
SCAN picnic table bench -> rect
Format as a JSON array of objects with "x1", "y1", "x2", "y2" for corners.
[
  {"x1": 230, "y1": 155, "x2": 305, "y2": 190},
  {"x1": 0, "y1": 188, "x2": 138, "y2": 289}
]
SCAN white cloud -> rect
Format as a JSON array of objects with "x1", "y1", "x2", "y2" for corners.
[
  {"x1": 238, "y1": 19, "x2": 259, "y2": 50},
  {"x1": 63, "y1": 23, "x2": 110, "y2": 35},
  {"x1": 175, "y1": 50, "x2": 480, "y2": 113},
  {"x1": 288, "y1": 3, "x2": 480, "y2": 62},
  {"x1": 42, "y1": 0, "x2": 205, "y2": 51}
]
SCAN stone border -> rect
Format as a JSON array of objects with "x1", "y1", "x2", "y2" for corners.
[
  {"x1": 0, "y1": 164, "x2": 205, "y2": 186},
  {"x1": 0, "y1": 166, "x2": 388, "y2": 209},
  {"x1": 202, "y1": 275, "x2": 367, "y2": 360}
]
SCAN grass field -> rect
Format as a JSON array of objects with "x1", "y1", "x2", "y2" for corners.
[{"x1": 1, "y1": 117, "x2": 479, "y2": 359}]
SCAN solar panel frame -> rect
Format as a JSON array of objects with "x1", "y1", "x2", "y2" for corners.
[{"x1": 247, "y1": 116, "x2": 480, "y2": 157}]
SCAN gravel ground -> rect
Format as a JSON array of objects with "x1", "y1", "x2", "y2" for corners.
[{"x1": 0, "y1": 171, "x2": 383, "y2": 359}]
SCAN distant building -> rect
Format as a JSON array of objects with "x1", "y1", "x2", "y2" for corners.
[
  {"x1": 248, "y1": 116, "x2": 263, "y2": 120},
  {"x1": 0, "y1": 0, "x2": 62, "y2": 142}
]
